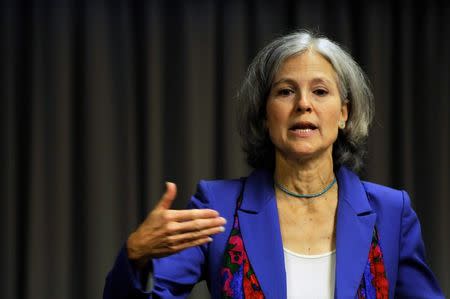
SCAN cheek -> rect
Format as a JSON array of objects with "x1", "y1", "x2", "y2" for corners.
[
  {"x1": 265, "y1": 105, "x2": 275, "y2": 130},
  {"x1": 265, "y1": 109, "x2": 287, "y2": 145},
  {"x1": 266, "y1": 102, "x2": 288, "y2": 128},
  {"x1": 265, "y1": 116, "x2": 277, "y2": 138},
  {"x1": 320, "y1": 105, "x2": 343, "y2": 126}
]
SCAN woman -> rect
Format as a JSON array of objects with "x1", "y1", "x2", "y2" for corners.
[{"x1": 104, "y1": 31, "x2": 444, "y2": 298}]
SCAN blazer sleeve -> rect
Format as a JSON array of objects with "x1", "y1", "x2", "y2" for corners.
[
  {"x1": 394, "y1": 191, "x2": 444, "y2": 298},
  {"x1": 103, "y1": 181, "x2": 214, "y2": 299}
]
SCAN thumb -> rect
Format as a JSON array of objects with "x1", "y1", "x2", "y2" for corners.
[{"x1": 156, "y1": 182, "x2": 177, "y2": 210}]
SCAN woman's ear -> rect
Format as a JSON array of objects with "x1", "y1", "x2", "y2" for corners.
[{"x1": 341, "y1": 99, "x2": 349, "y2": 122}]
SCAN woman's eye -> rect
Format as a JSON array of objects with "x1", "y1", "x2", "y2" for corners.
[
  {"x1": 313, "y1": 89, "x2": 328, "y2": 96},
  {"x1": 278, "y1": 88, "x2": 294, "y2": 96}
]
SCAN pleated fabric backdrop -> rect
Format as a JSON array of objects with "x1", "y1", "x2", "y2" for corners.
[{"x1": 2, "y1": 0, "x2": 449, "y2": 298}]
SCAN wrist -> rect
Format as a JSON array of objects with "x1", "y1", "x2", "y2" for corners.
[{"x1": 126, "y1": 233, "x2": 151, "y2": 269}]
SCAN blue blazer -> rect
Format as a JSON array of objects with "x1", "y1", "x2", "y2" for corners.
[{"x1": 104, "y1": 167, "x2": 444, "y2": 299}]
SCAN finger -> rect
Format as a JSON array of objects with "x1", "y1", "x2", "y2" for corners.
[
  {"x1": 156, "y1": 182, "x2": 177, "y2": 210},
  {"x1": 167, "y1": 208, "x2": 221, "y2": 222},
  {"x1": 167, "y1": 217, "x2": 226, "y2": 234},
  {"x1": 166, "y1": 226, "x2": 225, "y2": 245},
  {"x1": 168, "y1": 237, "x2": 213, "y2": 253}
]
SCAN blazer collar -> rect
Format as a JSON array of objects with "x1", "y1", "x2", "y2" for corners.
[
  {"x1": 238, "y1": 168, "x2": 286, "y2": 298},
  {"x1": 336, "y1": 166, "x2": 373, "y2": 215},
  {"x1": 240, "y1": 168, "x2": 274, "y2": 213},
  {"x1": 335, "y1": 167, "x2": 377, "y2": 298},
  {"x1": 237, "y1": 167, "x2": 376, "y2": 299}
]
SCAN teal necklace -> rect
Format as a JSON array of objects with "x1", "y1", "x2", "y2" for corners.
[{"x1": 274, "y1": 177, "x2": 337, "y2": 199}]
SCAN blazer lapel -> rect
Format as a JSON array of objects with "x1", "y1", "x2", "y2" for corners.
[
  {"x1": 238, "y1": 169, "x2": 287, "y2": 299},
  {"x1": 235, "y1": 167, "x2": 375, "y2": 299},
  {"x1": 335, "y1": 167, "x2": 376, "y2": 299}
]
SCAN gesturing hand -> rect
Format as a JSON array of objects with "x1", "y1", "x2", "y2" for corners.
[{"x1": 126, "y1": 182, "x2": 226, "y2": 267}]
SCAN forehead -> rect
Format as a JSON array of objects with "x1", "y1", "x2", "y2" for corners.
[{"x1": 273, "y1": 50, "x2": 338, "y2": 83}]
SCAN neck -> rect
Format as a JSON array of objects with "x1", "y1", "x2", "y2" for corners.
[{"x1": 274, "y1": 151, "x2": 335, "y2": 196}]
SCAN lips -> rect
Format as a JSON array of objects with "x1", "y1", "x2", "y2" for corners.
[
  {"x1": 289, "y1": 121, "x2": 318, "y2": 131},
  {"x1": 288, "y1": 121, "x2": 318, "y2": 138}
]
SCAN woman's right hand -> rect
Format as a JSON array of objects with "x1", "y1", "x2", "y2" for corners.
[{"x1": 126, "y1": 182, "x2": 226, "y2": 268}]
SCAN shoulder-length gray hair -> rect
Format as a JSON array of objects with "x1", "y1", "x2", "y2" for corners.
[{"x1": 237, "y1": 30, "x2": 374, "y2": 173}]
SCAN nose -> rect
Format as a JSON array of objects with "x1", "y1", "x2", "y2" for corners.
[{"x1": 295, "y1": 93, "x2": 313, "y2": 112}]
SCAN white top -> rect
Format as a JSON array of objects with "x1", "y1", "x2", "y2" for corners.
[{"x1": 284, "y1": 248, "x2": 336, "y2": 299}]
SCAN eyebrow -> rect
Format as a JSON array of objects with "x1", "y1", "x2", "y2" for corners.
[{"x1": 272, "y1": 77, "x2": 334, "y2": 87}]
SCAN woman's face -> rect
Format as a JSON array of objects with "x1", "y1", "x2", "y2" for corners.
[{"x1": 265, "y1": 50, "x2": 348, "y2": 162}]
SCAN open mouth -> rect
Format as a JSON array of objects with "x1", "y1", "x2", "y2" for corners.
[{"x1": 289, "y1": 122, "x2": 318, "y2": 133}]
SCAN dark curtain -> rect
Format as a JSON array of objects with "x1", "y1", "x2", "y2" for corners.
[{"x1": 2, "y1": 0, "x2": 449, "y2": 298}]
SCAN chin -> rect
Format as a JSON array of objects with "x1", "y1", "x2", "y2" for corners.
[
  {"x1": 291, "y1": 144, "x2": 318, "y2": 155},
  {"x1": 278, "y1": 145, "x2": 331, "y2": 163}
]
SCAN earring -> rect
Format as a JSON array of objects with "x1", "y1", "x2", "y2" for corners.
[{"x1": 339, "y1": 121, "x2": 346, "y2": 129}]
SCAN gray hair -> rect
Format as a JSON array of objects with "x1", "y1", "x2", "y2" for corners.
[{"x1": 237, "y1": 30, "x2": 374, "y2": 173}]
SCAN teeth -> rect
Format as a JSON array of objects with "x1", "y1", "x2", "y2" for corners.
[{"x1": 294, "y1": 128, "x2": 312, "y2": 132}]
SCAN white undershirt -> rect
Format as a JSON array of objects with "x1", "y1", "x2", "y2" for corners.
[{"x1": 284, "y1": 248, "x2": 336, "y2": 299}]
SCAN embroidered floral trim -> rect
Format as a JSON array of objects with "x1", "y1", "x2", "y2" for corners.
[
  {"x1": 357, "y1": 227, "x2": 389, "y2": 299},
  {"x1": 220, "y1": 195, "x2": 264, "y2": 299}
]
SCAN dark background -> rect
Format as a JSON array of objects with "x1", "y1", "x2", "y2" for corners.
[{"x1": 2, "y1": 0, "x2": 449, "y2": 298}]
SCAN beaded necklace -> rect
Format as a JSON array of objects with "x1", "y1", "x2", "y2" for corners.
[{"x1": 274, "y1": 177, "x2": 336, "y2": 198}]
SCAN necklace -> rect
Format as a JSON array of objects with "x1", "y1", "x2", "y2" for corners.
[{"x1": 274, "y1": 177, "x2": 337, "y2": 198}]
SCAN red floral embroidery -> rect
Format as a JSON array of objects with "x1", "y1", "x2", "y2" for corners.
[
  {"x1": 221, "y1": 195, "x2": 264, "y2": 298},
  {"x1": 243, "y1": 257, "x2": 264, "y2": 298},
  {"x1": 221, "y1": 268, "x2": 233, "y2": 297},
  {"x1": 228, "y1": 235, "x2": 244, "y2": 265},
  {"x1": 358, "y1": 227, "x2": 389, "y2": 299}
]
